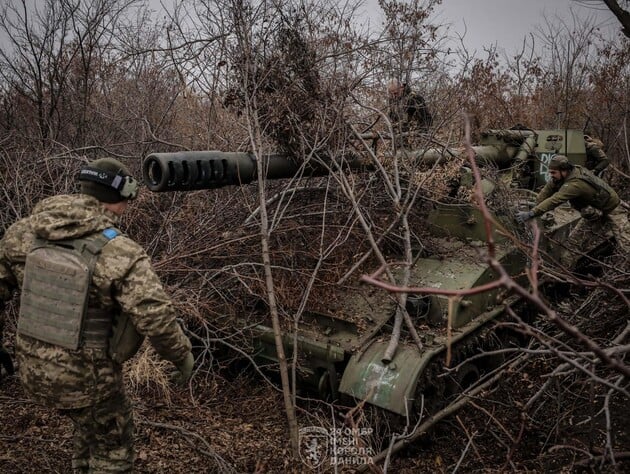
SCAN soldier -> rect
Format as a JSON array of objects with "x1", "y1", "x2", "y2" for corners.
[
  {"x1": 387, "y1": 79, "x2": 433, "y2": 147},
  {"x1": 516, "y1": 155, "x2": 630, "y2": 268},
  {"x1": 0, "y1": 158, "x2": 194, "y2": 473},
  {"x1": 584, "y1": 134, "x2": 610, "y2": 176}
]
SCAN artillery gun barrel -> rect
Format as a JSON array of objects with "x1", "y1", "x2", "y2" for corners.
[
  {"x1": 404, "y1": 145, "x2": 518, "y2": 167},
  {"x1": 360, "y1": 129, "x2": 534, "y2": 144},
  {"x1": 482, "y1": 129, "x2": 535, "y2": 141},
  {"x1": 143, "y1": 151, "x2": 330, "y2": 192},
  {"x1": 143, "y1": 134, "x2": 526, "y2": 192}
]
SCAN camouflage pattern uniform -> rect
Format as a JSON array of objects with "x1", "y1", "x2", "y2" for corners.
[
  {"x1": 0, "y1": 194, "x2": 192, "y2": 473},
  {"x1": 584, "y1": 136, "x2": 610, "y2": 176},
  {"x1": 532, "y1": 165, "x2": 630, "y2": 267}
]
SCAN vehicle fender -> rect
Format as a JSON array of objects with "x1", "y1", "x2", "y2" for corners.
[{"x1": 339, "y1": 341, "x2": 439, "y2": 416}]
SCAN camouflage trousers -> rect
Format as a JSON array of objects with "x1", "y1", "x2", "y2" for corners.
[
  {"x1": 60, "y1": 390, "x2": 134, "y2": 473},
  {"x1": 561, "y1": 204, "x2": 630, "y2": 268}
]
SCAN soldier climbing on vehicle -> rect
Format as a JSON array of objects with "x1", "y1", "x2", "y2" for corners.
[
  {"x1": 583, "y1": 134, "x2": 610, "y2": 177},
  {"x1": 516, "y1": 154, "x2": 630, "y2": 269}
]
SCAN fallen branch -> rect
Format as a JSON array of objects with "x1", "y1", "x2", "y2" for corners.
[
  {"x1": 357, "y1": 353, "x2": 529, "y2": 471},
  {"x1": 575, "y1": 452, "x2": 630, "y2": 468},
  {"x1": 139, "y1": 417, "x2": 236, "y2": 473}
]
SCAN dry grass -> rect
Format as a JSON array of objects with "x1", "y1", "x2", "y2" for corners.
[{"x1": 125, "y1": 344, "x2": 174, "y2": 405}]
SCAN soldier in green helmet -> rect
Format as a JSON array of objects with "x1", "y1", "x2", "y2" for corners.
[
  {"x1": 0, "y1": 157, "x2": 194, "y2": 473},
  {"x1": 516, "y1": 154, "x2": 630, "y2": 268}
]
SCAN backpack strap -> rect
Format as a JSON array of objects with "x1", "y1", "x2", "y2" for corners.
[
  {"x1": 74, "y1": 227, "x2": 120, "y2": 259},
  {"x1": 81, "y1": 228, "x2": 122, "y2": 349}
]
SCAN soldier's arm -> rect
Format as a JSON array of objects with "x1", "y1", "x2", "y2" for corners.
[
  {"x1": 0, "y1": 240, "x2": 17, "y2": 376},
  {"x1": 0, "y1": 217, "x2": 34, "y2": 301},
  {"x1": 415, "y1": 95, "x2": 432, "y2": 126},
  {"x1": 590, "y1": 147, "x2": 610, "y2": 174},
  {"x1": 535, "y1": 181, "x2": 555, "y2": 204},
  {"x1": 110, "y1": 239, "x2": 192, "y2": 365},
  {"x1": 388, "y1": 98, "x2": 401, "y2": 124},
  {"x1": 532, "y1": 181, "x2": 584, "y2": 216},
  {"x1": 0, "y1": 239, "x2": 18, "y2": 303}
]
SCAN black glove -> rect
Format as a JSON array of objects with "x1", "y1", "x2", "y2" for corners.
[
  {"x1": 515, "y1": 210, "x2": 534, "y2": 223},
  {"x1": 0, "y1": 345, "x2": 14, "y2": 378}
]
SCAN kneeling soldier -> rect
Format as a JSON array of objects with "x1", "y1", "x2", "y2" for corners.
[{"x1": 516, "y1": 155, "x2": 630, "y2": 268}]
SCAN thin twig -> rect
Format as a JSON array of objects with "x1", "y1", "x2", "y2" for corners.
[{"x1": 138, "y1": 417, "x2": 236, "y2": 473}]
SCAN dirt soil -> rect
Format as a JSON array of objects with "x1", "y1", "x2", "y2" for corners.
[{"x1": 1, "y1": 349, "x2": 628, "y2": 473}]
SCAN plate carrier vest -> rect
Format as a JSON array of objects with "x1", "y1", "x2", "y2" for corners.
[{"x1": 18, "y1": 228, "x2": 120, "y2": 350}]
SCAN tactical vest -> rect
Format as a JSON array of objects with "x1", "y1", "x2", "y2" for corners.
[
  {"x1": 570, "y1": 166, "x2": 619, "y2": 212},
  {"x1": 18, "y1": 228, "x2": 120, "y2": 350}
]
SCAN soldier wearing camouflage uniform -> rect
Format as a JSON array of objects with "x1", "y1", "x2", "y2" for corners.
[
  {"x1": 516, "y1": 155, "x2": 630, "y2": 268},
  {"x1": 584, "y1": 135, "x2": 610, "y2": 176},
  {"x1": 0, "y1": 158, "x2": 193, "y2": 473}
]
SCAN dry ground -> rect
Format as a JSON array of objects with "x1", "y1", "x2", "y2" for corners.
[{"x1": 1, "y1": 344, "x2": 628, "y2": 473}]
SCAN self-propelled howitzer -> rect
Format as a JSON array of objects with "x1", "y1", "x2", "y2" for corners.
[{"x1": 142, "y1": 129, "x2": 597, "y2": 417}]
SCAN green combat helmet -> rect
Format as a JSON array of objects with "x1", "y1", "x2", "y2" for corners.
[{"x1": 79, "y1": 157, "x2": 140, "y2": 202}]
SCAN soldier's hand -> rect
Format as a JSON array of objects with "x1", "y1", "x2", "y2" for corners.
[
  {"x1": 174, "y1": 352, "x2": 194, "y2": 386},
  {"x1": 515, "y1": 210, "x2": 534, "y2": 223},
  {"x1": 0, "y1": 345, "x2": 15, "y2": 378},
  {"x1": 580, "y1": 206, "x2": 602, "y2": 221}
]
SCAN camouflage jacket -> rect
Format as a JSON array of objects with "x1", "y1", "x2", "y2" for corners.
[
  {"x1": 585, "y1": 140, "x2": 610, "y2": 175},
  {"x1": 0, "y1": 194, "x2": 191, "y2": 409},
  {"x1": 532, "y1": 166, "x2": 620, "y2": 217}
]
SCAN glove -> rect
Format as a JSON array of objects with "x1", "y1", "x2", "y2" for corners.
[
  {"x1": 0, "y1": 345, "x2": 15, "y2": 378},
  {"x1": 515, "y1": 210, "x2": 534, "y2": 223},
  {"x1": 580, "y1": 206, "x2": 602, "y2": 221},
  {"x1": 174, "y1": 352, "x2": 194, "y2": 386}
]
